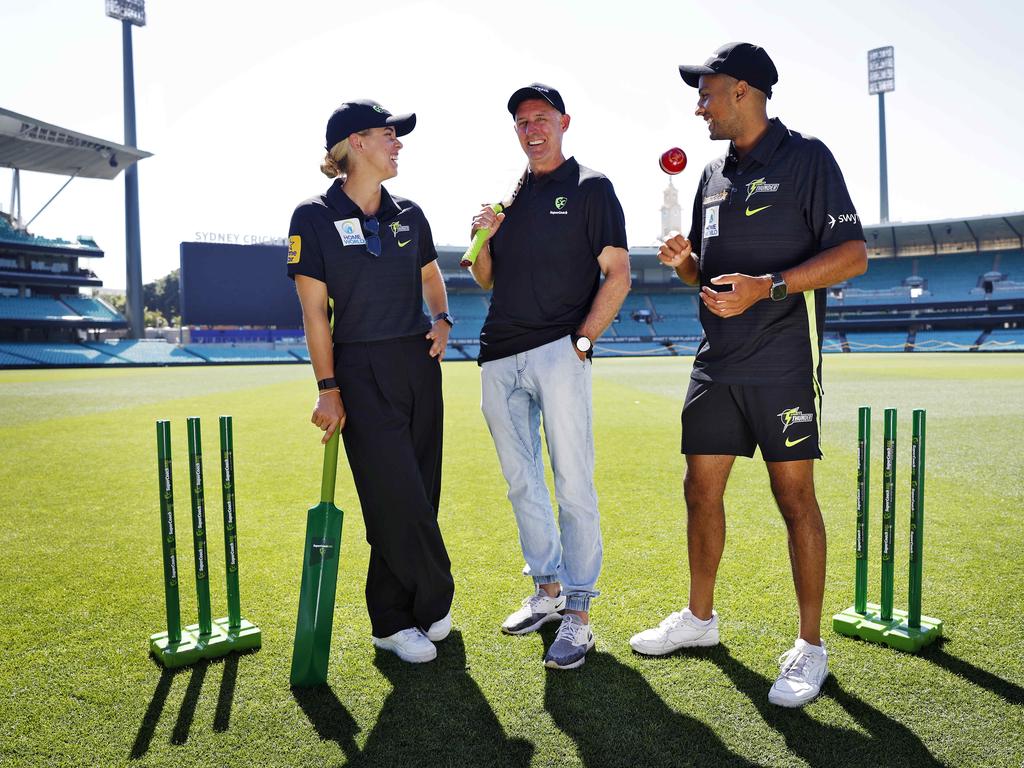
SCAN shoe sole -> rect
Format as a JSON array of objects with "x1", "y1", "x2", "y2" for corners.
[
  {"x1": 629, "y1": 633, "x2": 720, "y2": 656},
  {"x1": 501, "y1": 610, "x2": 564, "y2": 636},
  {"x1": 544, "y1": 638, "x2": 596, "y2": 670},
  {"x1": 372, "y1": 639, "x2": 437, "y2": 663},
  {"x1": 768, "y1": 670, "x2": 829, "y2": 707}
]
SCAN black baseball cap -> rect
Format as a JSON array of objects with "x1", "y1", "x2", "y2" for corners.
[
  {"x1": 507, "y1": 83, "x2": 566, "y2": 116},
  {"x1": 324, "y1": 100, "x2": 416, "y2": 150},
  {"x1": 678, "y1": 43, "x2": 779, "y2": 99}
]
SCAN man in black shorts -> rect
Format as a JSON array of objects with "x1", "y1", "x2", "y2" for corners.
[{"x1": 628, "y1": 43, "x2": 867, "y2": 707}]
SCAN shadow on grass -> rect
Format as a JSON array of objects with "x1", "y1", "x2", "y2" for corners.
[
  {"x1": 353, "y1": 631, "x2": 534, "y2": 767},
  {"x1": 291, "y1": 682, "x2": 361, "y2": 763},
  {"x1": 707, "y1": 645, "x2": 945, "y2": 767},
  {"x1": 919, "y1": 640, "x2": 1024, "y2": 706},
  {"x1": 131, "y1": 651, "x2": 256, "y2": 759},
  {"x1": 544, "y1": 644, "x2": 763, "y2": 768}
]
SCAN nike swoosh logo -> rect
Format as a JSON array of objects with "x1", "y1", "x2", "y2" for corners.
[
  {"x1": 397, "y1": 239, "x2": 411, "y2": 248},
  {"x1": 745, "y1": 205, "x2": 772, "y2": 217},
  {"x1": 785, "y1": 435, "x2": 811, "y2": 447}
]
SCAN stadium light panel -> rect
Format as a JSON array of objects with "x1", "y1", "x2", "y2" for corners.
[
  {"x1": 868, "y1": 46, "x2": 894, "y2": 94},
  {"x1": 105, "y1": 0, "x2": 145, "y2": 27}
]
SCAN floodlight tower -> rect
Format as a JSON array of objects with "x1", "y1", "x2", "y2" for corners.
[
  {"x1": 106, "y1": 0, "x2": 146, "y2": 338},
  {"x1": 868, "y1": 46, "x2": 895, "y2": 224}
]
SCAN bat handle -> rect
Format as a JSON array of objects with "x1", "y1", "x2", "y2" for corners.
[
  {"x1": 320, "y1": 430, "x2": 340, "y2": 503},
  {"x1": 460, "y1": 203, "x2": 504, "y2": 267}
]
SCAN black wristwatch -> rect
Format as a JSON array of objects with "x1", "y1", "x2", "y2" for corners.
[
  {"x1": 317, "y1": 377, "x2": 338, "y2": 392},
  {"x1": 572, "y1": 334, "x2": 593, "y2": 358},
  {"x1": 769, "y1": 273, "x2": 788, "y2": 302},
  {"x1": 433, "y1": 312, "x2": 455, "y2": 327}
]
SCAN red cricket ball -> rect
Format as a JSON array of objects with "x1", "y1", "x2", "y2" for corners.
[{"x1": 659, "y1": 147, "x2": 687, "y2": 175}]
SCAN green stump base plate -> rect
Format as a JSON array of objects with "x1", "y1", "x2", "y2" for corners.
[
  {"x1": 833, "y1": 603, "x2": 943, "y2": 652},
  {"x1": 150, "y1": 623, "x2": 231, "y2": 668},
  {"x1": 213, "y1": 616, "x2": 262, "y2": 652}
]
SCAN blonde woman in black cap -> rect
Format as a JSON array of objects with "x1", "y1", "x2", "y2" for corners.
[{"x1": 287, "y1": 100, "x2": 456, "y2": 663}]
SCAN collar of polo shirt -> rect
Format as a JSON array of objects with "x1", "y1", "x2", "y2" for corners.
[
  {"x1": 326, "y1": 179, "x2": 400, "y2": 221},
  {"x1": 728, "y1": 118, "x2": 789, "y2": 170}
]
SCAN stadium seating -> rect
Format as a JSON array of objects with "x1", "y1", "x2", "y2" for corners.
[
  {"x1": 0, "y1": 349, "x2": 36, "y2": 366},
  {"x1": 979, "y1": 328, "x2": 1024, "y2": 351},
  {"x1": 184, "y1": 345, "x2": 300, "y2": 363},
  {"x1": 0, "y1": 343, "x2": 124, "y2": 365},
  {"x1": 83, "y1": 339, "x2": 204, "y2": 364},
  {"x1": 845, "y1": 331, "x2": 909, "y2": 351},
  {"x1": 912, "y1": 330, "x2": 982, "y2": 351},
  {"x1": 594, "y1": 341, "x2": 672, "y2": 357},
  {"x1": 449, "y1": 343, "x2": 479, "y2": 361},
  {"x1": 61, "y1": 296, "x2": 123, "y2": 322},
  {"x1": 0, "y1": 296, "x2": 76, "y2": 320}
]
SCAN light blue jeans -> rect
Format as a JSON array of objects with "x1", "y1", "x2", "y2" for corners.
[{"x1": 481, "y1": 335, "x2": 601, "y2": 612}]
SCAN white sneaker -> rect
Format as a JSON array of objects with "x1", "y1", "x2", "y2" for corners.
[
  {"x1": 501, "y1": 589, "x2": 566, "y2": 635},
  {"x1": 372, "y1": 628, "x2": 437, "y2": 663},
  {"x1": 426, "y1": 611, "x2": 452, "y2": 642},
  {"x1": 768, "y1": 639, "x2": 829, "y2": 707},
  {"x1": 629, "y1": 608, "x2": 719, "y2": 655}
]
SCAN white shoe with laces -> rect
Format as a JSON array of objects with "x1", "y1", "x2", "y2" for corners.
[
  {"x1": 501, "y1": 589, "x2": 566, "y2": 635},
  {"x1": 629, "y1": 608, "x2": 719, "y2": 655},
  {"x1": 768, "y1": 638, "x2": 829, "y2": 707},
  {"x1": 372, "y1": 627, "x2": 437, "y2": 663}
]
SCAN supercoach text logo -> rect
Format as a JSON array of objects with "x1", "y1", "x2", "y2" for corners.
[
  {"x1": 745, "y1": 177, "x2": 780, "y2": 201},
  {"x1": 550, "y1": 196, "x2": 568, "y2": 214}
]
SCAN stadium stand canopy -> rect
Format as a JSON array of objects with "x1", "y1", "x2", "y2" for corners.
[{"x1": 0, "y1": 107, "x2": 151, "y2": 181}]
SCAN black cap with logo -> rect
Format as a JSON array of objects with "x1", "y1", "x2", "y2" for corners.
[
  {"x1": 507, "y1": 83, "x2": 566, "y2": 116},
  {"x1": 325, "y1": 100, "x2": 416, "y2": 150},
  {"x1": 678, "y1": 43, "x2": 779, "y2": 99}
]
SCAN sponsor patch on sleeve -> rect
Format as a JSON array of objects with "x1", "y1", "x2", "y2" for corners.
[{"x1": 287, "y1": 235, "x2": 301, "y2": 264}]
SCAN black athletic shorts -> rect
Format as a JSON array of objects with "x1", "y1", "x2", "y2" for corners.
[{"x1": 680, "y1": 378, "x2": 822, "y2": 462}]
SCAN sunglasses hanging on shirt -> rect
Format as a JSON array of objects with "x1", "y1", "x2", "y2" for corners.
[{"x1": 364, "y1": 216, "x2": 381, "y2": 258}]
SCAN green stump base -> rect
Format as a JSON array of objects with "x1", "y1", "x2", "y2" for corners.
[
  {"x1": 213, "y1": 616, "x2": 262, "y2": 652},
  {"x1": 833, "y1": 602, "x2": 943, "y2": 652},
  {"x1": 150, "y1": 623, "x2": 232, "y2": 668}
]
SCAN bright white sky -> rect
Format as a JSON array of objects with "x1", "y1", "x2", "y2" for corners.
[{"x1": 3, "y1": 0, "x2": 1023, "y2": 289}]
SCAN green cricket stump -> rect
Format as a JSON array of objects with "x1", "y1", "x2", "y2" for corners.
[
  {"x1": 216, "y1": 416, "x2": 262, "y2": 653},
  {"x1": 833, "y1": 408, "x2": 942, "y2": 653},
  {"x1": 149, "y1": 627, "x2": 204, "y2": 668},
  {"x1": 833, "y1": 603, "x2": 943, "y2": 652}
]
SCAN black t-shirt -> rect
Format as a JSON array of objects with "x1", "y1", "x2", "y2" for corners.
[
  {"x1": 687, "y1": 118, "x2": 864, "y2": 386},
  {"x1": 479, "y1": 157, "x2": 628, "y2": 363},
  {"x1": 287, "y1": 180, "x2": 435, "y2": 343}
]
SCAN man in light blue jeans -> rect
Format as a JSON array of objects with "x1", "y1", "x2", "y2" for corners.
[{"x1": 468, "y1": 82, "x2": 630, "y2": 669}]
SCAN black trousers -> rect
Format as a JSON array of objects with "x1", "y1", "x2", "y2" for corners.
[{"x1": 334, "y1": 334, "x2": 454, "y2": 638}]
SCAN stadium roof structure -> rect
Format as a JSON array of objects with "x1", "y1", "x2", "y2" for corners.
[
  {"x1": 0, "y1": 107, "x2": 152, "y2": 180},
  {"x1": 864, "y1": 212, "x2": 1024, "y2": 256}
]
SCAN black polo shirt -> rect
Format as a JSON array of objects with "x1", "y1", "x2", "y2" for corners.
[
  {"x1": 479, "y1": 157, "x2": 628, "y2": 363},
  {"x1": 687, "y1": 118, "x2": 864, "y2": 386},
  {"x1": 287, "y1": 180, "x2": 435, "y2": 343}
]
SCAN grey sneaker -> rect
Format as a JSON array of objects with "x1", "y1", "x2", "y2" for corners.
[
  {"x1": 544, "y1": 614, "x2": 595, "y2": 670},
  {"x1": 501, "y1": 589, "x2": 566, "y2": 635}
]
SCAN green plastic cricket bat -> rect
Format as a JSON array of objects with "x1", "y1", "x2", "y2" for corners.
[{"x1": 289, "y1": 430, "x2": 344, "y2": 687}]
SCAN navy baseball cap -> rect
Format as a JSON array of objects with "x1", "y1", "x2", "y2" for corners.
[
  {"x1": 325, "y1": 100, "x2": 416, "y2": 149},
  {"x1": 678, "y1": 43, "x2": 779, "y2": 99},
  {"x1": 507, "y1": 83, "x2": 566, "y2": 116}
]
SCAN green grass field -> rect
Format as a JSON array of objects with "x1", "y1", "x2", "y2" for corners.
[{"x1": 1, "y1": 354, "x2": 1022, "y2": 767}]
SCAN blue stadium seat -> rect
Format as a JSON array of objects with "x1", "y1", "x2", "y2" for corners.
[
  {"x1": 979, "y1": 328, "x2": 1024, "y2": 351},
  {"x1": 61, "y1": 296, "x2": 123, "y2": 322},
  {"x1": 912, "y1": 330, "x2": 982, "y2": 351},
  {"x1": 0, "y1": 343, "x2": 124, "y2": 365},
  {"x1": 184, "y1": 345, "x2": 301, "y2": 363},
  {"x1": 83, "y1": 339, "x2": 204, "y2": 364},
  {"x1": 0, "y1": 296, "x2": 76, "y2": 320},
  {"x1": 845, "y1": 332, "x2": 908, "y2": 351}
]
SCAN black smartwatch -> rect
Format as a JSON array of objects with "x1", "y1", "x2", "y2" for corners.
[
  {"x1": 769, "y1": 273, "x2": 788, "y2": 302},
  {"x1": 317, "y1": 377, "x2": 338, "y2": 392},
  {"x1": 433, "y1": 312, "x2": 455, "y2": 327}
]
